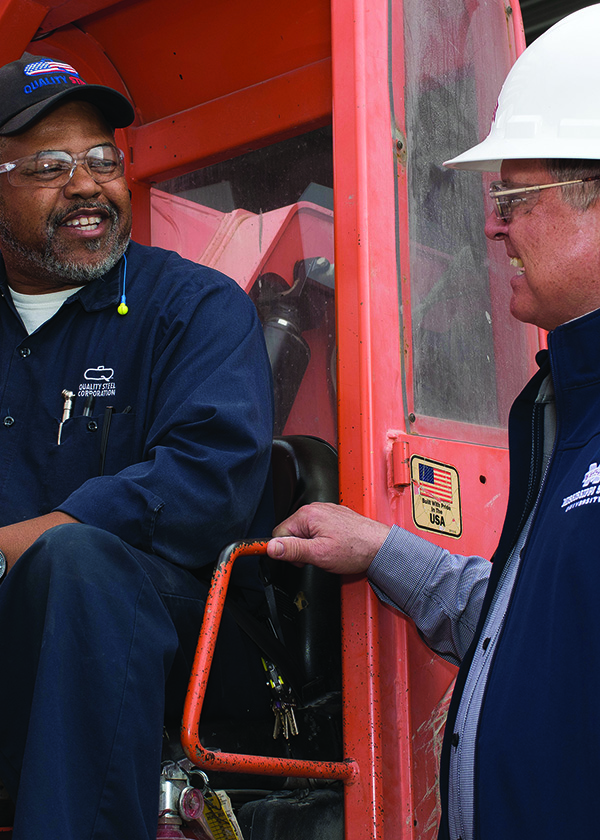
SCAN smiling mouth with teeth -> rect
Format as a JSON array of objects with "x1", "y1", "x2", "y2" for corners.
[
  {"x1": 510, "y1": 257, "x2": 525, "y2": 275},
  {"x1": 64, "y1": 216, "x2": 103, "y2": 231}
]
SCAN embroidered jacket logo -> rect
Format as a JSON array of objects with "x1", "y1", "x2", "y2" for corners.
[
  {"x1": 78, "y1": 366, "x2": 116, "y2": 399},
  {"x1": 562, "y1": 463, "x2": 600, "y2": 511},
  {"x1": 84, "y1": 366, "x2": 114, "y2": 382}
]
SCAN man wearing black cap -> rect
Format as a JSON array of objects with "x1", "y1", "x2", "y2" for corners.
[{"x1": 0, "y1": 54, "x2": 274, "y2": 840}]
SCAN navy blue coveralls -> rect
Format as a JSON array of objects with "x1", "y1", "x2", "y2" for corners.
[{"x1": 0, "y1": 241, "x2": 274, "y2": 840}]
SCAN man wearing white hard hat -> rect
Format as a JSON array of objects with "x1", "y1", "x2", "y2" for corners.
[{"x1": 267, "y1": 5, "x2": 600, "y2": 838}]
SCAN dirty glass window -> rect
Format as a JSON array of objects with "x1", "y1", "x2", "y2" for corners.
[
  {"x1": 396, "y1": 0, "x2": 534, "y2": 431},
  {"x1": 153, "y1": 128, "x2": 336, "y2": 445}
]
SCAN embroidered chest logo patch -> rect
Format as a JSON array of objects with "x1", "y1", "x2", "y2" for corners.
[
  {"x1": 561, "y1": 463, "x2": 600, "y2": 512},
  {"x1": 78, "y1": 366, "x2": 116, "y2": 399}
]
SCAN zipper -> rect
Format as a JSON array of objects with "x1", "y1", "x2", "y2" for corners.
[{"x1": 472, "y1": 378, "x2": 557, "y2": 839}]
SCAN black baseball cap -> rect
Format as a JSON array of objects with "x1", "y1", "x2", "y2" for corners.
[{"x1": 0, "y1": 53, "x2": 135, "y2": 135}]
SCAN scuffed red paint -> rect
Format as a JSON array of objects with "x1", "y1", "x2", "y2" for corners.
[{"x1": 411, "y1": 683, "x2": 454, "y2": 839}]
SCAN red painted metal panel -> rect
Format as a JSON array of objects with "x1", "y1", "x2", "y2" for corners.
[
  {"x1": 37, "y1": 0, "x2": 136, "y2": 33},
  {"x1": 331, "y1": 0, "x2": 400, "y2": 834},
  {"x1": 0, "y1": 0, "x2": 47, "y2": 64},
  {"x1": 128, "y1": 60, "x2": 332, "y2": 182},
  {"x1": 79, "y1": 0, "x2": 331, "y2": 125}
]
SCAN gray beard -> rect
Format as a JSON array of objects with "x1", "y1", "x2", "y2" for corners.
[
  {"x1": 0, "y1": 200, "x2": 131, "y2": 287},
  {"x1": 39, "y1": 235, "x2": 131, "y2": 284}
]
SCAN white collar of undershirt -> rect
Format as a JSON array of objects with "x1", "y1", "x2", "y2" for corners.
[{"x1": 9, "y1": 286, "x2": 83, "y2": 334}]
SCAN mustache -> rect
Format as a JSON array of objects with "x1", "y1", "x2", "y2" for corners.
[{"x1": 48, "y1": 201, "x2": 119, "y2": 232}]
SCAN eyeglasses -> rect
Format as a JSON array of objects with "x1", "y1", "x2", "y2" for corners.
[
  {"x1": 0, "y1": 144, "x2": 125, "y2": 188},
  {"x1": 490, "y1": 174, "x2": 600, "y2": 222}
]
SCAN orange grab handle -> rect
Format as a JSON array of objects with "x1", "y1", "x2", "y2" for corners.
[{"x1": 180, "y1": 539, "x2": 358, "y2": 783}]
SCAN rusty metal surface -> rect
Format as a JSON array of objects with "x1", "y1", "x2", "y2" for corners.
[{"x1": 181, "y1": 539, "x2": 359, "y2": 784}]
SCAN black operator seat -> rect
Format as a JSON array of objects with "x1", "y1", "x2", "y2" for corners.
[{"x1": 267, "y1": 435, "x2": 341, "y2": 704}]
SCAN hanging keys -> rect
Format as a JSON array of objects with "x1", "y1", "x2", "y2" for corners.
[
  {"x1": 283, "y1": 709, "x2": 290, "y2": 740},
  {"x1": 284, "y1": 702, "x2": 299, "y2": 737},
  {"x1": 262, "y1": 658, "x2": 299, "y2": 741},
  {"x1": 272, "y1": 703, "x2": 283, "y2": 739}
]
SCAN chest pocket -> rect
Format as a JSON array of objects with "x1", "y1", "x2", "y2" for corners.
[{"x1": 46, "y1": 412, "x2": 137, "y2": 507}]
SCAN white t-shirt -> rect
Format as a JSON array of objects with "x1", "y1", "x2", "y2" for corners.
[{"x1": 10, "y1": 286, "x2": 83, "y2": 334}]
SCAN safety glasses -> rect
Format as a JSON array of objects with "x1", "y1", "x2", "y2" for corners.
[
  {"x1": 489, "y1": 174, "x2": 600, "y2": 221},
  {"x1": 0, "y1": 144, "x2": 125, "y2": 188}
]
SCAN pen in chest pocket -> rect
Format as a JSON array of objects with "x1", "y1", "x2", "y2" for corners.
[
  {"x1": 54, "y1": 393, "x2": 131, "y2": 472},
  {"x1": 99, "y1": 405, "x2": 114, "y2": 476}
]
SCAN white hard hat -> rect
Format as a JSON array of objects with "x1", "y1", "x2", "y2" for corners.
[{"x1": 445, "y1": 4, "x2": 600, "y2": 171}]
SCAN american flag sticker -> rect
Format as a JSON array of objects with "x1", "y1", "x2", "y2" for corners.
[
  {"x1": 411, "y1": 456, "x2": 461, "y2": 537},
  {"x1": 416, "y1": 463, "x2": 453, "y2": 503}
]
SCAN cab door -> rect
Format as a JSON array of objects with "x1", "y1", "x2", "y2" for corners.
[{"x1": 331, "y1": 0, "x2": 537, "y2": 836}]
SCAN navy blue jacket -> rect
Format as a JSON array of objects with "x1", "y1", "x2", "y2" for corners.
[
  {"x1": 0, "y1": 242, "x2": 274, "y2": 583},
  {"x1": 438, "y1": 306, "x2": 600, "y2": 838}
]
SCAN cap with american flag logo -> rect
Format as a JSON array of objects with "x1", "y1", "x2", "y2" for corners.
[{"x1": 0, "y1": 52, "x2": 134, "y2": 135}]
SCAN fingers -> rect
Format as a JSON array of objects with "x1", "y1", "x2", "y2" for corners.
[
  {"x1": 267, "y1": 502, "x2": 392, "y2": 576},
  {"x1": 271, "y1": 501, "x2": 339, "y2": 539},
  {"x1": 267, "y1": 536, "x2": 309, "y2": 566}
]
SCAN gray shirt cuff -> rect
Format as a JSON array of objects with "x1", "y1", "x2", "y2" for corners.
[{"x1": 368, "y1": 525, "x2": 491, "y2": 664}]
